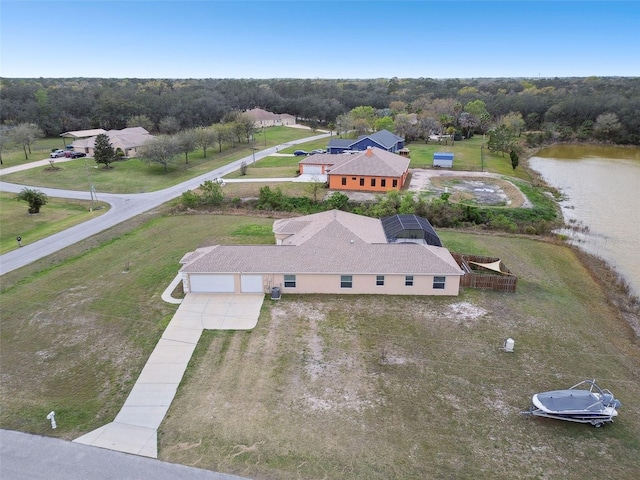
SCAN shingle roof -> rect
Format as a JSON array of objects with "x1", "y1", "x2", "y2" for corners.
[
  {"x1": 327, "y1": 138, "x2": 354, "y2": 149},
  {"x1": 71, "y1": 127, "x2": 153, "y2": 150},
  {"x1": 181, "y1": 241, "x2": 462, "y2": 276},
  {"x1": 273, "y1": 210, "x2": 387, "y2": 245},
  {"x1": 327, "y1": 148, "x2": 409, "y2": 177},
  {"x1": 359, "y1": 129, "x2": 404, "y2": 149},
  {"x1": 61, "y1": 129, "x2": 107, "y2": 139},
  {"x1": 182, "y1": 210, "x2": 463, "y2": 277}
]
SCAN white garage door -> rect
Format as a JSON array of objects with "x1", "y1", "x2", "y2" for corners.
[
  {"x1": 190, "y1": 275, "x2": 234, "y2": 293},
  {"x1": 241, "y1": 275, "x2": 264, "y2": 293},
  {"x1": 303, "y1": 165, "x2": 322, "y2": 175}
]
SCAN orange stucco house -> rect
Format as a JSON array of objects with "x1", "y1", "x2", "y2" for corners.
[{"x1": 299, "y1": 147, "x2": 410, "y2": 193}]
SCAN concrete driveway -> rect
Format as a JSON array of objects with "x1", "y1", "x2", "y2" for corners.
[{"x1": 74, "y1": 293, "x2": 264, "y2": 458}]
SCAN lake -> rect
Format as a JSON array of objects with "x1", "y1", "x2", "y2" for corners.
[{"x1": 528, "y1": 145, "x2": 640, "y2": 297}]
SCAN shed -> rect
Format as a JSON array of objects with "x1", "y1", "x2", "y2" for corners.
[{"x1": 433, "y1": 152, "x2": 454, "y2": 168}]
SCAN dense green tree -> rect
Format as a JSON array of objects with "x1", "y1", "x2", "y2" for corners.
[
  {"x1": 159, "y1": 116, "x2": 180, "y2": 134},
  {"x1": 510, "y1": 150, "x2": 519, "y2": 170},
  {"x1": 374, "y1": 116, "x2": 395, "y2": 132},
  {"x1": 93, "y1": 133, "x2": 116, "y2": 168},
  {"x1": 593, "y1": 113, "x2": 622, "y2": 141},
  {"x1": 199, "y1": 179, "x2": 224, "y2": 206},
  {"x1": 487, "y1": 124, "x2": 516, "y2": 157},
  {"x1": 16, "y1": 187, "x2": 48, "y2": 214},
  {"x1": 327, "y1": 192, "x2": 349, "y2": 210}
]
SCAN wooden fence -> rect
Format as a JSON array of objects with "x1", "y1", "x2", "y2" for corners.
[{"x1": 452, "y1": 253, "x2": 517, "y2": 293}]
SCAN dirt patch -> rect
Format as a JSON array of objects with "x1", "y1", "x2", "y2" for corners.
[{"x1": 417, "y1": 173, "x2": 530, "y2": 208}]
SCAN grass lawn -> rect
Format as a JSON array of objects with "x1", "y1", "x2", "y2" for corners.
[
  {"x1": 0, "y1": 192, "x2": 108, "y2": 254},
  {"x1": 0, "y1": 137, "x2": 69, "y2": 169},
  {"x1": 0, "y1": 127, "x2": 319, "y2": 193},
  {"x1": 1, "y1": 211, "x2": 638, "y2": 479}
]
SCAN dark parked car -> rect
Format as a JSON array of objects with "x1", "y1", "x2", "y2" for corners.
[
  {"x1": 69, "y1": 151, "x2": 86, "y2": 158},
  {"x1": 293, "y1": 150, "x2": 308, "y2": 156}
]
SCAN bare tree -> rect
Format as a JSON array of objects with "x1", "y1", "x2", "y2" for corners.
[
  {"x1": 10, "y1": 123, "x2": 44, "y2": 160},
  {"x1": 176, "y1": 129, "x2": 198, "y2": 164},
  {"x1": 0, "y1": 128, "x2": 13, "y2": 165},
  {"x1": 196, "y1": 127, "x2": 217, "y2": 158},
  {"x1": 138, "y1": 135, "x2": 179, "y2": 172}
]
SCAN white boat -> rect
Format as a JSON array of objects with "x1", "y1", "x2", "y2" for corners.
[{"x1": 524, "y1": 379, "x2": 621, "y2": 427}]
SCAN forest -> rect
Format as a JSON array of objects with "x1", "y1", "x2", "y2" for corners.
[{"x1": 1, "y1": 76, "x2": 639, "y2": 145}]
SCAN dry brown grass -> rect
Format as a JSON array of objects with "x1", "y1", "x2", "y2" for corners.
[{"x1": 159, "y1": 234, "x2": 640, "y2": 480}]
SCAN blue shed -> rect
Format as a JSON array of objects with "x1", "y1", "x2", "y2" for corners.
[{"x1": 433, "y1": 152, "x2": 454, "y2": 168}]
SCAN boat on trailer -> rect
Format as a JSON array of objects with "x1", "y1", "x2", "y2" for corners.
[{"x1": 524, "y1": 379, "x2": 621, "y2": 427}]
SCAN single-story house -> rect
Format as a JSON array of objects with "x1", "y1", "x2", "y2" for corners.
[
  {"x1": 245, "y1": 108, "x2": 296, "y2": 127},
  {"x1": 179, "y1": 210, "x2": 463, "y2": 296},
  {"x1": 299, "y1": 147, "x2": 410, "y2": 192},
  {"x1": 61, "y1": 128, "x2": 108, "y2": 142},
  {"x1": 70, "y1": 127, "x2": 154, "y2": 157},
  {"x1": 327, "y1": 129, "x2": 404, "y2": 154}
]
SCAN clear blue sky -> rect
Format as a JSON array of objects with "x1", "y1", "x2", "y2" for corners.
[{"x1": 1, "y1": 0, "x2": 639, "y2": 79}]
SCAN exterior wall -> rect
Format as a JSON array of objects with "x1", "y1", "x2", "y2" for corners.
[
  {"x1": 273, "y1": 273, "x2": 460, "y2": 296},
  {"x1": 328, "y1": 173, "x2": 405, "y2": 192},
  {"x1": 350, "y1": 138, "x2": 387, "y2": 152}
]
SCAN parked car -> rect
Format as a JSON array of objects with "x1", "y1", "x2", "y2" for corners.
[
  {"x1": 293, "y1": 150, "x2": 308, "y2": 156},
  {"x1": 309, "y1": 149, "x2": 326, "y2": 155},
  {"x1": 69, "y1": 151, "x2": 86, "y2": 158},
  {"x1": 50, "y1": 149, "x2": 65, "y2": 158}
]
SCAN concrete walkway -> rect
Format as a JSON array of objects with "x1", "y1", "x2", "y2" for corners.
[{"x1": 74, "y1": 293, "x2": 264, "y2": 457}]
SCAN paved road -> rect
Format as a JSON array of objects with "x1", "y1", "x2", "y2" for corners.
[
  {"x1": 0, "y1": 133, "x2": 330, "y2": 275},
  {"x1": 0, "y1": 429, "x2": 250, "y2": 480}
]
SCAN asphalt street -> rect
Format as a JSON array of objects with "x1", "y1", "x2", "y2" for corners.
[
  {"x1": 0, "y1": 133, "x2": 330, "y2": 275},
  {"x1": 0, "y1": 429, "x2": 250, "y2": 480}
]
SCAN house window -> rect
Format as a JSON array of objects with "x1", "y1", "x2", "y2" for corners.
[
  {"x1": 433, "y1": 276, "x2": 446, "y2": 290},
  {"x1": 405, "y1": 275, "x2": 414, "y2": 286},
  {"x1": 352, "y1": 177, "x2": 356, "y2": 180},
  {"x1": 376, "y1": 275, "x2": 385, "y2": 286},
  {"x1": 284, "y1": 275, "x2": 296, "y2": 288},
  {"x1": 371, "y1": 178, "x2": 376, "y2": 187},
  {"x1": 359, "y1": 178, "x2": 365, "y2": 186},
  {"x1": 342, "y1": 177, "x2": 347, "y2": 185},
  {"x1": 381, "y1": 179, "x2": 386, "y2": 187},
  {"x1": 341, "y1": 275, "x2": 353, "y2": 288},
  {"x1": 393, "y1": 179, "x2": 398, "y2": 188}
]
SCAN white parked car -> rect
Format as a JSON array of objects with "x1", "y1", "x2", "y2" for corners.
[{"x1": 50, "y1": 149, "x2": 65, "y2": 158}]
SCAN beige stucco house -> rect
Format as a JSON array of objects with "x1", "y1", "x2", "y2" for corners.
[
  {"x1": 245, "y1": 108, "x2": 296, "y2": 127},
  {"x1": 179, "y1": 210, "x2": 463, "y2": 296},
  {"x1": 68, "y1": 127, "x2": 154, "y2": 157}
]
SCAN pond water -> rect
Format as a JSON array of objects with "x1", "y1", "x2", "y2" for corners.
[{"x1": 529, "y1": 145, "x2": 640, "y2": 297}]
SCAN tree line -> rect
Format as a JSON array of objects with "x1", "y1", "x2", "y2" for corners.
[{"x1": 1, "y1": 76, "x2": 639, "y2": 145}]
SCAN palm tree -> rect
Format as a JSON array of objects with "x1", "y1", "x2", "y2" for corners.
[
  {"x1": 458, "y1": 112, "x2": 479, "y2": 139},
  {"x1": 16, "y1": 188, "x2": 48, "y2": 214}
]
